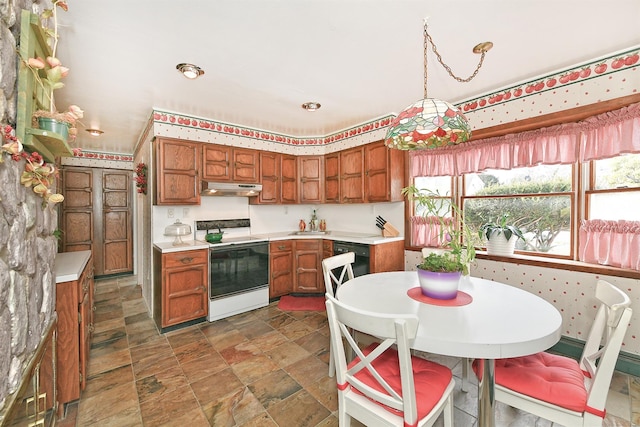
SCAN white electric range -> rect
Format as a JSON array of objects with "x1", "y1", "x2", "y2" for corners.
[{"x1": 194, "y1": 219, "x2": 269, "y2": 321}]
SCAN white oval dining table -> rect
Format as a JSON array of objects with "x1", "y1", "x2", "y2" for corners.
[{"x1": 335, "y1": 271, "x2": 563, "y2": 427}]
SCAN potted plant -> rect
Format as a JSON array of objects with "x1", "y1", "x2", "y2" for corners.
[
  {"x1": 479, "y1": 214, "x2": 525, "y2": 256},
  {"x1": 403, "y1": 185, "x2": 477, "y2": 299}
]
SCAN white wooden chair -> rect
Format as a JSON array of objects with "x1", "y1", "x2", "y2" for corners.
[
  {"x1": 489, "y1": 279, "x2": 632, "y2": 426},
  {"x1": 322, "y1": 252, "x2": 355, "y2": 298},
  {"x1": 322, "y1": 252, "x2": 355, "y2": 377},
  {"x1": 421, "y1": 247, "x2": 474, "y2": 392},
  {"x1": 325, "y1": 294, "x2": 455, "y2": 427}
]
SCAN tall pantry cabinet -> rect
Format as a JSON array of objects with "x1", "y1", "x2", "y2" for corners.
[{"x1": 60, "y1": 167, "x2": 133, "y2": 276}]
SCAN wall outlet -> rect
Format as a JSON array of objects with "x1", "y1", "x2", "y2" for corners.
[
  {"x1": 183, "y1": 208, "x2": 190, "y2": 217},
  {"x1": 167, "y1": 208, "x2": 174, "y2": 218}
]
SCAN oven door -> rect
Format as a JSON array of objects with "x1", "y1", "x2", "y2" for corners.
[{"x1": 209, "y1": 241, "x2": 269, "y2": 299}]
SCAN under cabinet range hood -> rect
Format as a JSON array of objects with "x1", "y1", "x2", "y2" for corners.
[{"x1": 201, "y1": 182, "x2": 262, "y2": 197}]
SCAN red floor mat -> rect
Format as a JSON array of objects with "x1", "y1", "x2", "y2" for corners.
[{"x1": 277, "y1": 295, "x2": 326, "y2": 311}]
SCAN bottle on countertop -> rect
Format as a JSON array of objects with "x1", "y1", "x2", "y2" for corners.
[
  {"x1": 299, "y1": 219, "x2": 306, "y2": 232},
  {"x1": 310, "y1": 209, "x2": 318, "y2": 231}
]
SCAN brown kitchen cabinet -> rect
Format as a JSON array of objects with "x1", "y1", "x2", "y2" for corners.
[
  {"x1": 56, "y1": 252, "x2": 94, "y2": 412},
  {"x1": 324, "y1": 152, "x2": 340, "y2": 203},
  {"x1": 322, "y1": 239, "x2": 333, "y2": 259},
  {"x1": 269, "y1": 240, "x2": 294, "y2": 298},
  {"x1": 252, "y1": 152, "x2": 297, "y2": 204},
  {"x1": 294, "y1": 239, "x2": 324, "y2": 293},
  {"x1": 202, "y1": 144, "x2": 259, "y2": 183},
  {"x1": 364, "y1": 140, "x2": 405, "y2": 203},
  {"x1": 370, "y1": 239, "x2": 405, "y2": 273},
  {"x1": 155, "y1": 137, "x2": 201, "y2": 205},
  {"x1": 153, "y1": 248, "x2": 208, "y2": 330},
  {"x1": 323, "y1": 140, "x2": 404, "y2": 204},
  {"x1": 299, "y1": 155, "x2": 324, "y2": 203},
  {"x1": 340, "y1": 146, "x2": 366, "y2": 203},
  {"x1": 60, "y1": 166, "x2": 133, "y2": 277}
]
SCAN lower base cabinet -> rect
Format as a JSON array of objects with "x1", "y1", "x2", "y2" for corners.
[
  {"x1": 56, "y1": 253, "x2": 94, "y2": 415},
  {"x1": 294, "y1": 239, "x2": 324, "y2": 293},
  {"x1": 370, "y1": 239, "x2": 404, "y2": 273},
  {"x1": 153, "y1": 248, "x2": 208, "y2": 330}
]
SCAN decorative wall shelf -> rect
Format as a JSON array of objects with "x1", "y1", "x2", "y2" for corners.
[{"x1": 16, "y1": 10, "x2": 73, "y2": 162}]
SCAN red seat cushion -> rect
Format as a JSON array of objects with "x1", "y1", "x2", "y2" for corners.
[
  {"x1": 346, "y1": 344, "x2": 452, "y2": 421},
  {"x1": 490, "y1": 352, "x2": 588, "y2": 412}
]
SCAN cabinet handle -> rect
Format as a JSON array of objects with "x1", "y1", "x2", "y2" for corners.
[
  {"x1": 180, "y1": 257, "x2": 194, "y2": 264},
  {"x1": 278, "y1": 245, "x2": 287, "y2": 250}
]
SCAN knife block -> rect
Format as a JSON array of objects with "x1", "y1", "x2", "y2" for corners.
[{"x1": 381, "y1": 222, "x2": 400, "y2": 237}]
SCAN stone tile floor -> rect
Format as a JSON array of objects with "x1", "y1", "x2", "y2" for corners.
[{"x1": 56, "y1": 275, "x2": 640, "y2": 426}]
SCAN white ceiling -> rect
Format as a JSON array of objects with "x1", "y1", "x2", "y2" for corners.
[{"x1": 53, "y1": 0, "x2": 640, "y2": 155}]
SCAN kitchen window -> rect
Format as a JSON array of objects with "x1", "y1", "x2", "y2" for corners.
[{"x1": 407, "y1": 100, "x2": 640, "y2": 271}]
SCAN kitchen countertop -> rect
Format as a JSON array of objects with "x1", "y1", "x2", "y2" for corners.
[
  {"x1": 54, "y1": 250, "x2": 92, "y2": 283},
  {"x1": 153, "y1": 231, "x2": 403, "y2": 253}
]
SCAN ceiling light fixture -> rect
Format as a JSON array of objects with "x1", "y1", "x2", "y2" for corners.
[
  {"x1": 176, "y1": 63, "x2": 204, "y2": 79},
  {"x1": 85, "y1": 128, "x2": 104, "y2": 136},
  {"x1": 384, "y1": 19, "x2": 492, "y2": 150},
  {"x1": 302, "y1": 102, "x2": 321, "y2": 111}
]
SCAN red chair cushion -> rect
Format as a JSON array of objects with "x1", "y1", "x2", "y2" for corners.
[
  {"x1": 347, "y1": 344, "x2": 452, "y2": 421},
  {"x1": 490, "y1": 352, "x2": 588, "y2": 412}
]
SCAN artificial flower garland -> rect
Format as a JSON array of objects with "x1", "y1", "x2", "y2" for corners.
[
  {"x1": 135, "y1": 163, "x2": 147, "y2": 195},
  {"x1": 1, "y1": 125, "x2": 64, "y2": 204}
]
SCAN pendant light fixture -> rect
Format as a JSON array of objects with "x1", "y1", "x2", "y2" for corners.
[{"x1": 384, "y1": 20, "x2": 492, "y2": 150}]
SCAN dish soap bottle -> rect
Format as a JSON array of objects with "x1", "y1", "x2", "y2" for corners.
[{"x1": 310, "y1": 209, "x2": 318, "y2": 231}]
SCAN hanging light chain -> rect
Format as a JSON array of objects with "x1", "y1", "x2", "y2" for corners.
[{"x1": 423, "y1": 22, "x2": 490, "y2": 98}]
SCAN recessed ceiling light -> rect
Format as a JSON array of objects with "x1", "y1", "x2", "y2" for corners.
[
  {"x1": 85, "y1": 128, "x2": 104, "y2": 136},
  {"x1": 176, "y1": 63, "x2": 204, "y2": 79},
  {"x1": 302, "y1": 102, "x2": 321, "y2": 111}
]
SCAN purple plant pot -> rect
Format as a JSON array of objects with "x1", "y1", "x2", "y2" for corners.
[{"x1": 417, "y1": 268, "x2": 462, "y2": 300}]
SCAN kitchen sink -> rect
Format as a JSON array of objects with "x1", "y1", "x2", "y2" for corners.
[{"x1": 290, "y1": 231, "x2": 329, "y2": 235}]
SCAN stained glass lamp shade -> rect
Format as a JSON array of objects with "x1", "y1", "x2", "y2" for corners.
[{"x1": 384, "y1": 98, "x2": 471, "y2": 150}]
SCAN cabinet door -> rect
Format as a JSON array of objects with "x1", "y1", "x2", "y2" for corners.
[
  {"x1": 61, "y1": 168, "x2": 93, "y2": 253},
  {"x1": 162, "y1": 251, "x2": 208, "y2": 327},
  {"x1": 299, "y1": 156, "x2": 323, "y2": 203},
  {"x1": 232, "y1": 148, "x2": 259, "y2": 182},
  {"x1": 340, "y1": 147, "x2": 365, "y2": 203},
  {"x1": 155, "y1": 138, "x2": 201, "y2": 205},
  {"x1": 364, "y1": 141, "x2": 391, "y2": 202},
  {"x1": 78, "y1": 290, "x2": 91, "y2": 391},
  {"x1": 254, "y1": 151, "x2": 280, "y2": 204},
  {"x1": 294, "y1": 240, "x2": 324, "y2": 293},
  {"x1": 202, "y1": 144, "x2": 231, "y2": 181},
  {"x1": 270, "y1": 241, "x2": 294, "y2": 298},
  {"x1": 281, "y1": 154, "x2": 298, "y2": 204},
  {"x1": 102, "y1": 170, "x2": 133, "y2": 274},
  {"x1": 324, "y1": 153, "x2": 340, "y2": 203},
  {"x1": 322, "y1": 240, "x2": 333, "y2": 259},
  {"x1": 365, "y1": 140, "x2": 405, "y2": 202}
]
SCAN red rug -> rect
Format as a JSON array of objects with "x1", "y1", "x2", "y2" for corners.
[{"x1": 278, "y1": 295, "x2": 326, "y2": 312}]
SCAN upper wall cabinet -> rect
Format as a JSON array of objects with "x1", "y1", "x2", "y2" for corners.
[
  {"x1": 202, "y1": 145, "x2": 259, "y2": 183},
  {"x1": 365, "y1": 141, "x2": 404, "y2": 203},
  {"x1": 252, "y1": 152, "x2": 297, "y2": 205},
  {"x1": 299, "y1": 156, "x2": 324, "y2": 204},
  {"x1": 154, "y1": 137, "x2": 201, "y2": 205},
  {"x1": 327, "y1": 140, "x2": 404, "y2": 204}
]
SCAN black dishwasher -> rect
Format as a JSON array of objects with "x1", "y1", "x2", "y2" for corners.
[{"x1": 333, "y1": 241, "x2": 370, "y2": 277}]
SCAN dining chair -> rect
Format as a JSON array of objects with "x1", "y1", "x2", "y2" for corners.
[
  {"x1": 322, "y1": 252, "x2": 356, "y2": 377},
  {"x1": 485, "y1": 279, "x2": 632, "y2": 426},
  {"x1": 325, "y1": 294, "x2": 455, "y2": 427},
  {"x1": 421, "y1": 247, "x2": 474, "y2": 392},
  {"x1": 322, "y1": 252, "x2": 355, "y2": 298}
]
